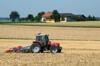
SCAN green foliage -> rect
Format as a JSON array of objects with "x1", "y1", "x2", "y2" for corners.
[
  {"x1": 92, "y1": 16, "x2": 97, "y2": 21},
  {"x1": 9, "y1": 11, "x2": 20, "y2": 22},
  {"x1": 34, "y1": 16, "x2": 40, "y2": 22},
  {"x1": 75, "y1": 15, "x2": 98, "y2": 21},
  {"x1": 35, "y1": 12, "x2": 45, "y2": 22},
  {"x1": 38, "y1": 12, "x2": 45, "y2": 17},
  {"x1": 27, "y1": 14, "x2": 34, "y2": 21},
  {"x1": 87, "y1": 15, "x2": 97, "y2": 21},
  {"x1": 52, "y1": 10, "x2": 60, "y2": 22}
]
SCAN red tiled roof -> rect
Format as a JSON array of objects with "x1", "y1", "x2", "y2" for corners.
[{"x1": 42, "y1": 12, "x2": 53, "y2": 18}]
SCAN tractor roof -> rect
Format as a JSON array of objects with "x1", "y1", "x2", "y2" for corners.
[{"x1": 36, "y1": 33, "x2": 47, "y2": 36}]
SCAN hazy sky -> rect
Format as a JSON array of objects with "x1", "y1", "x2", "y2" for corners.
[{"x1": 0, "y1": 0, "x2": 100, "y2": 17}]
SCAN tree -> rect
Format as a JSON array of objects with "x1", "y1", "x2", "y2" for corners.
[
  {"x1": 27, "y1": 14, "x2": 34, "y2": 21},
  {"x1": 34, "y1": 16, "x2": 40, "y2": 22},
  {"x1": 87, "y1": 15, "x2": 92, "y2": 21},
  {"x1": 35, "y1": 11, "x2": 45, "y2": 22},
  {"x1": 52, "y1": 10, "x2": 60, "y2": 22},
  {"x1": 38, "y1": 12, "x2": 45, "y2": 17},
  {"x1": 92, "y1": 16, "x2": 97, "y2": 21},
  {"x1": 9, "y1": 11, "x2": 20, "y2": 22}
]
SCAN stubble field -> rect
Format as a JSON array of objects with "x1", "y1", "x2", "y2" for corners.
[{"x1": 0, "y1": 24, "x2": 100, "y2": 66}]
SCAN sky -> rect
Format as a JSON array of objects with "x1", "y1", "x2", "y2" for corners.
[{"x1": 0, "y1": 0, "x2": 100, "y2": 17}]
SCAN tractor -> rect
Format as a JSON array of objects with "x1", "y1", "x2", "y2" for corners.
[
  {"x1": 30, "y1": 33, "x2": 62, "y2": 53},
  {"x1": 5, "y1": 33, "x2": 62, "y2": 53}
]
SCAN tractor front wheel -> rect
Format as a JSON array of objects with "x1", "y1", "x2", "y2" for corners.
[
  {"x1": 50, "y1": 46, "x2": 58, "y2": 53},
  {"x1": 57, "y1": 47, "x2": 62, "y2": 53}
]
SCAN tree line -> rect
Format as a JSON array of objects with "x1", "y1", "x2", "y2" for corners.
[
  {"x1": 9, "y1": 10, "x2": 99, "y2": 22},
  {"x1": 9, "y1": 10, "x2": 61, "y2": 22}
]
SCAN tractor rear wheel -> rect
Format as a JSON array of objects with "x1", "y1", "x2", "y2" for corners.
[
  {"x1": 50, "y1": 46, "x2": 58, "y2": 53},
  {"x1": 31, "y1": 44, "x2": 41, "y2": 53}
]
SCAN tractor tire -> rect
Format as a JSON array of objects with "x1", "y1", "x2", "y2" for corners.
[
  {"x1": 40, "y1": 49, "x2": 44, "y2": 53},
  {"x1": 57, "y1": 47, "x2": 62, "y2": 53},
  {"x1": 31, "y1": 44, "x2": 41, "y2": 53},
  {"x1": 40, "y1": 47, "x2": 44, "y2": 53},
  {"x1": 50, "y1": 46, "x2": 58, "y2": 53}
]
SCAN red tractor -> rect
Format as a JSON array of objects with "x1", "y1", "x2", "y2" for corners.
[
  {"x1": 30, "y1": 33, "x2": 62, "y2": 53},
  {"x1": 5, "y1": 33, "x2": 62, "y2": 53}
]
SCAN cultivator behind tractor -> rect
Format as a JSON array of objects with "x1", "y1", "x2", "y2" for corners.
[
  {"x1": 5, "y1": 46, "x2": 31, "y2": 53},
  {"x1": 5, "y1": 33, "x2": 62, "y2": 53}
]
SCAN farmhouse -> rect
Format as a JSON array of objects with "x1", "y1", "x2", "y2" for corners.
[
  {"x1": 41, "y1": 12, "x2": 54, "y2": 22},
  {"x1": 41, "y1": 12, "x2": 77, "y2": 22}
]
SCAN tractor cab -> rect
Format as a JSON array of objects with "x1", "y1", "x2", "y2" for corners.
[{"x1": 35, "y1": 33, "x2": 49, "y2": 46}]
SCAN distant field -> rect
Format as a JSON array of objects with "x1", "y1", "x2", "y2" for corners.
[
  {"x1": 0, "y1": 24, "x2": 100, "y2": 40},
  {"x1": 0, "y1": 21, "x2": 100, "y2": 28}
]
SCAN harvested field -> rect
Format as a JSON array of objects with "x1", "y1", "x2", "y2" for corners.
[
  {"x1": 0, "y1": 40, "x2": 100, "y2": 66},
  {"x1": 0, "y1": 24, "x2": 100, "y2": 66},
  {"x1": 0, "y1": 24, "x2": 100, "y2": 41}
]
